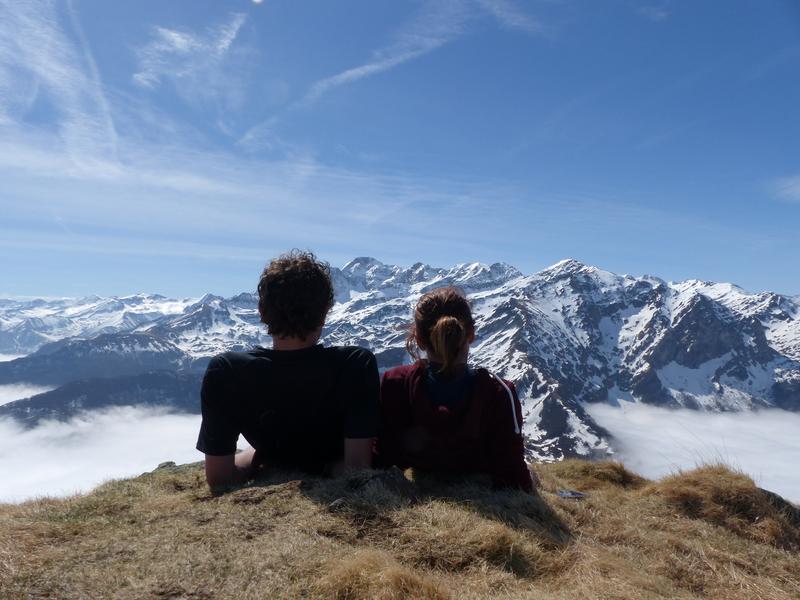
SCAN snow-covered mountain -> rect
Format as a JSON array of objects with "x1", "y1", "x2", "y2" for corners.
[
  {"x1": 1, "y1": 258, "x2": 798, "y2": 461},
  {"x1": 0, "y1": 294, "x2": 194, "y2": 354}
]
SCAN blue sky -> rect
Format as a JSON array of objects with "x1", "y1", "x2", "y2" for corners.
[{"x1": 1, "y1": 0, "x2": 799, "y2": 297}]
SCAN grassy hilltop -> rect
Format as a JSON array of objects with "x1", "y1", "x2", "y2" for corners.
[{"x1": 1, "y1": 461, "x2": 799, "y2": 599}]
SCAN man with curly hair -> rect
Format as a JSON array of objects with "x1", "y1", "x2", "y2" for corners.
[{"x1": 196, "y1": 251, "x2": 379, "y2": 492}]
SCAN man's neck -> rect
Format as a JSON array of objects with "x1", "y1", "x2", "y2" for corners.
[{"x1": 272, "y1": 334, "x2": 319, "y2": 351}]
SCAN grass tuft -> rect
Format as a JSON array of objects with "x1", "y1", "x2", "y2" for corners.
[
  {"x1": 315, "y1": 549, "x2": 449, "y2": 600},
  {"x1": 545, "y1": 459, "x2": 647, "y2": 490},
  {"x1": 645, "y1": 464, "x2": 800, "y2": 550}
]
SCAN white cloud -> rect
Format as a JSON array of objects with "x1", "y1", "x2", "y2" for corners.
[
  {"x1": 0, "y1": 384, "x2": 54, "y2": 407},
  {"x1": 0, "y1": 407, "x2": 247, "y2": 503},
  {"x1": 303, "y1": 1, "x2": 470, "y2": 105},
  {"x1": 0, "y1": 354, "x2": 24, "y2": 363},
  {"x1": 241, "y1": 0, "x2": 540, "y2": 146},
  {"x1": 0, "y1": 0, "x2": 118, "y2": 166},
  {"x1": 7, "y1": 401, "x2": 798, "y2": 505},
  {"x1": 772, "y1": 176, "x2": 800, "y2": 203},
  {"x1": 306, "y1": 0, "x2": 541, "y2": 101},
  {"x1": 133, "y1": 13, "x2": 249, "y2": 112},
  {"x1": 0, "y1": 115, "x2": 778, "y2": 277},
  {"x1": 637, "y1": 6, "x2": 671, "y2": 22},
  {"x1": 586, "y1": 402, "x2": 800, "y2": 503},
  {"x1": 475, "y1": 0, "x2": 543, "y2": 33}
]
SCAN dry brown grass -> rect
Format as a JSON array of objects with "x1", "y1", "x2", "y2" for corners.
[
  {"x1": 0, "y1": 460, "x2": 798, "y2": 599},
  {"x1": 315, "y1": 549, "x2": 449, "y2": 600},
  {"x1": 544, "y1": 459, "x2": 647, "y2": 490},
  {"x1": 645, "y1": 464, "x2": 800, "y2": 551}
]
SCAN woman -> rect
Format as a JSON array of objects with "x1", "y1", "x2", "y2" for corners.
[{"x1": 376, "y1": 286, "x2": 535, "y2": 492}]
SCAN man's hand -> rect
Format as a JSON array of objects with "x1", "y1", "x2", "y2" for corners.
[{"x1": 204, "y1": 447, "x2": 257, "y2": 493}]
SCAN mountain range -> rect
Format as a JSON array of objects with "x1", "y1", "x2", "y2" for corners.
[{"x1": 1, "y1": 258, "x2": 798, "y2": 461}]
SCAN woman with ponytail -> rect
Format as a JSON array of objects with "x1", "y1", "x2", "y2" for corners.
[{"x1": 376, "y1": 287, "x2": 535, "y2": 492}]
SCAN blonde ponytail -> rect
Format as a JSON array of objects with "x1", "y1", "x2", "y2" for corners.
[{"x1": 428, "y1": 315, "x2": 468, "y2": 376}]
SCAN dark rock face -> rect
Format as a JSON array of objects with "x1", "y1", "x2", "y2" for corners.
[
  {"x1": 0, "y1": 371, "x2": 202, "y2": 427},
  {"x1": 0, "y1": 333, "x2": 190, "y2": 386},
  {"x1": 772, "y1": 378, "x2": 800, "y2": 410},
  {"x1": 630, "y1": 367, "x2": 675, "y2": 407},
  {"x1": 647, "y1": 296, "x2": 776, "y2": 371},
  {"x1": 649, "y1": 296, "x2": 735, "y2": 369},
  {"x1": 531, "y1": 396, "x2": 610, "y2": 461}
]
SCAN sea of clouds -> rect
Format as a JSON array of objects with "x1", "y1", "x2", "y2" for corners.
[
  {"x1": 2, "y1": 402, "x2": 799, "y2": 504},
  {"x1": 0, "y1": 407, "x2": 221, "y2": 503},
  {"x1": 0, "y1": 383, "x2": 56, "y2": 407},
  {"x1": 585, "y1": 402, "x2": 800, "y2": 503}
]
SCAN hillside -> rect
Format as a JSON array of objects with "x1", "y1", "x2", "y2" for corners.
[{"x1": 1, "y1": 461, "x2": 798, "y2": 599}]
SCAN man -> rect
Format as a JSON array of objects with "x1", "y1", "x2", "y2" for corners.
[{"x1": 196, "y1": 250, "x2": 379, "y2": 492}]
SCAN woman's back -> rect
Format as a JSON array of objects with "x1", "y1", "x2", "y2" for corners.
[{"x1": 377, "y1": 360, "x2": 532, "y2": 491}]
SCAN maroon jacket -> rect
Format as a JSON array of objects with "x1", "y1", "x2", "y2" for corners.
[{"x1": 376, "y1": 361, "x2": 532, "y2": 492}]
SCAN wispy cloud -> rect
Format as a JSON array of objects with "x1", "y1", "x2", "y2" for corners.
[
  {"x1": 241, "y1": 0, "x2": 540, "y2": 148},
  {"x1": 303, "y1": 0, "x2": 543, "y2": 102},
  {"x1": 772, "y1": 176, "x2": 800, "y2": 202},
  {"x1": 475, "y1": 0, "x2": 543, "y2": 33},
  {"x1": 637, "y1": 5, "x2": 671, "y2": 22},
  {"x1": 133, "y1": 13, "x2": 249, "y2": 112},
  {"x1": 304, "y1": 1, "x2": 470, "y2": 105},
  {"x1": 0, "y1": 0, "x2": 118, "y2": 167}
]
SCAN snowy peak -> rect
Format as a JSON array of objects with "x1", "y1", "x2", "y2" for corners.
[
  {"x1": 543, "y1": 258, "x2": 590, "y2": 273},
  {"x1": 536, "y1": 259, "x2": 626, "y2": 290},
  {"x1": 331, "y1": 259, "x2": 523, "y2": 301},
  {"x1": 341, "y1": 256, "x2": 385, "y2": 274},
  {"x1": 432, "y1": 262, "x2": 523, "y2": 292}
]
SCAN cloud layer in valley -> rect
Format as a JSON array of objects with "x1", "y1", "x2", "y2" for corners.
[
  {"x1": 586, "y1": 403, "x2": 800, "y2": 503},
  {"x1": 0, "y1": 407, "x2": 244, "y2": 503},
  {"x1": 4, "y1": 400, "x2": 800, "y2": 504},
  {"x1": 0, "y1": 383, "x2": 55, "y2": 407}
]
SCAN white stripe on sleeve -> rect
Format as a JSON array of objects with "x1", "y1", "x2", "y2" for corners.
[{"x1": 489, "y1": 372, "x2": 521, "y2": 434}]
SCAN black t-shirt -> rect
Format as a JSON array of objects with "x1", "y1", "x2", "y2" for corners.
[{"x1": 196, "y1": 344, "x2": 379, "y2": 473}]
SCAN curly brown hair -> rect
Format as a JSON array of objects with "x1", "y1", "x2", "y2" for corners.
[{"x1": 257, "y1": 250, "x2": 334, "y2": 339}]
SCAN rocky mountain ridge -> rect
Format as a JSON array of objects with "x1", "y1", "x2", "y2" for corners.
[{"x1": 1, "y1": 258, "x2": 798, "y2": 461}]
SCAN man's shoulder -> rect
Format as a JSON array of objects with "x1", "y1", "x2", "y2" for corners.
[
  {"x1": 206, "y1": 346, "x2": 378, "y2": 376},
  {"x1": 206, "y1": 350, "x2": 261, "y2": 370},
  {"x1": 323, "y1": 345, "x2": 377, "y2": 367}
]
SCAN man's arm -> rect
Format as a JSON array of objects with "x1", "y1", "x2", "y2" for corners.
[
  {"x1": 338, "y1": 348, "x2": 381, "y2": 474},
  {"x1": 197, "y1": 355, "x2": 245, "y2": 492},
  {"x1": 204, "y1": 447, "x2": 257, "y2": 493}
]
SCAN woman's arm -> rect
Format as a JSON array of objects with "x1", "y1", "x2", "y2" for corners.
[{"x1": 486, "y1": 378, "x2": 534, "y2": 493}]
